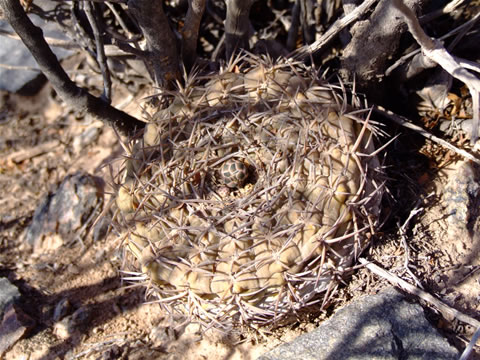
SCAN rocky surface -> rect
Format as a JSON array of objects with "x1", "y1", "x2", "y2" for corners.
[
  {"x1": 259, "y1": 287, "x2": 460, "y2": 360},
  {"x1": 443, "y1": 161, "x2": 480, "y2": 237},
  {"x1": 0, "y1": 0, "x2": 73, "y2": 93},
  {"x1": 0, "y1": 277, "x2": 21, "y2": 319},
  {"x1": 23, "y1": 171, "x2": 104, "y2": 252},
  {"x1": 0, "y1": 278, "x2": 34, "y2": 356}
]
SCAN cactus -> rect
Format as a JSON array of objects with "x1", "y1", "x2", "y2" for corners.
[{"x1": 114, "y1": 54, "x2": 383, "y2": 330}]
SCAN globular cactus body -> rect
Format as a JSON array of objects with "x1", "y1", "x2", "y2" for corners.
[{"x1": 115, "y1": 54, "x2": 383, "y2": 330}]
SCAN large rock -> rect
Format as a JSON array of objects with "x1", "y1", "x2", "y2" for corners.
[
  {"x1": 259, "y1": 287, "x2": 459, "y2": 360},
  {"x1": 24, "y1": 172, "x2": 104, "y2": 252},
  {"x1": 0, "y1": 0, "x2": 73, "y2": 93}
]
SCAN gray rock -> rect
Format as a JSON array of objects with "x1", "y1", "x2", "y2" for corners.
[
  {"x1": 92, "y1": 215, "x2": 110, "y2": 242},
  {"x1": 0, "y1": 304, "x2": 34, "y2": 356},
  {"x1": 0, "y1": 278, "x2": 34, "y2": 356},
  {"x1": 71, "y1": 306, "x2": 89, "y2": 325},
  {"x1": 53, "y1": 298, "x2": 72, "y2": 322},
  {"x1": 0, "y1": 0, "x2": 73, "y2": 93},
  {"x1": 72, "y1": 126, "x2": 102, "y2": 154},
  {"x1": 259, "y1": 287, "x2": 459, "y2": 360},
  {"x1": 24, "y1": 172, "x2": 104, "y2": 252},
  {"x1": 443, "y1": 161, "x2": 480, "y2": 233},
  {"x1": 99, "y1": 344, "x2": 123, "y2": 360},
  {"x1": 150, "y1": 325, "x2": 177, "y2": 349},
  {"x1": 53, "y1": 306, "x2": 90, "y2": 340},
  {"x1": 0, "y1": 278, "x2": 21, "y2": 320}
]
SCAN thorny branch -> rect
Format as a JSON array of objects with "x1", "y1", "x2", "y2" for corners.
[
  {"x1": 0, "y1": 0, "x2": 144, "y2": 136},
  {"x1": 392, "y1": 0, "x2": 480, "y2": 144}
]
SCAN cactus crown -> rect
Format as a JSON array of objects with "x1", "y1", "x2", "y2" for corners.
[{"x1": 114, "y1": 54, "x2": 383, "y2": 331}]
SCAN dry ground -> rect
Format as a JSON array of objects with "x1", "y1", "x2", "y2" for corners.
[{"x1": 1, "y1": 65, "x2": 479, "y2": 359}]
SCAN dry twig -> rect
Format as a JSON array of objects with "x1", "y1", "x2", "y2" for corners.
[
  {"x1": 0, "y1": 28, "x2": 79, "y2": 49},
  {"x1": 0, "y1": 0, "x2": 144, "y2": 136},
  {"x1": 385, "y1": 12, "x2": 480, "y2": 77},
  {"x1": 182, "y1": 0, "x2": 206, "y2": 70},
  {"x1": 392, "y1": 0, "x2": 480, "y2": 144},
  {"x1": 374, "y1": 106, "x2": 480, "y2": 165},
  {"x1": 398, "y1": 201, "x2": 424, "y2": 289},
  {"x1": 0, "y1": 62, "x2": 41, "y2": 72},
  {"x1": 84, "y1": 0, "x2": 112, "y2": 101},
  {"x1": 459, "y1": 325, "x2": 480, "y2": 360},
  {"x1": 358, "y1": 258, "x2": 480, "y2": 329},
  {"x1": 419, "y1": 0, "x2": 468, "y2": 24},
  {"x1": 7, "y1": 140, "x2": 60, "y2": 163},
  {"x1": 294, "y1": 0, "x2": 378, "y2": 59}
]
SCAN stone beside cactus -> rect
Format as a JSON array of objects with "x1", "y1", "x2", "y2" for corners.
[{"x1": 114, "y1": 54, "x2": 383, "y2": 330}]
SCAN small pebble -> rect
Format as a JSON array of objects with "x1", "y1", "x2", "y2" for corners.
[
  {"x1": 71, "y1": 307, "x2": 89, "y2": 324},
  {"x1": 53, "y1": 298, "x2": 71, "y2": 322},
  {"x1": 112, "y1": 303, "x2": 122, "y2": 315},
  {"x1": 53, "y1": 307, "x2": 89, "y2": 340},
  {"x1": 150, "y1": 326, "x2": 176, "y2": 348},
  {"x1": 53, "y1": 317, "x2": 75, "y2": 339},
  {"x1": 93, "y1": 216, "x2": 110, "y2": 242},
  {"x1": 67, "y1": 264, "x2": 80, "y2": 275},
  {"x1": 72, "y1": 126, "x2": 101, "y2": 154}
]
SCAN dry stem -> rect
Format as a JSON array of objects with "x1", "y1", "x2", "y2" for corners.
[
  {"x1": 224, "y1": 0, "x2": 255, "y2": 59},
  {"x1": 374, "y1": 106, "x2": 480, "y2": 165},
  {"x1": 182, "y1": 0, "x2": 206, "y2": 71},
  {"x1": 128, "y1": 0, "x2": 180, "y2": 88},
  {"x1": 294, "y1": 0, "x2": 378, "y2": 59},
  {"x1": 84, "y1": 1, "x2": 112, "y2": 101},
  {"x1": 0, "y1": 0, "x2": 144, "y2": 136},
  {"x1": 392, "y1": 0, "x2": 480, "y2": 144},
  {"x1": 358, "y1": 258, "x2": 480, "y2": 329}
]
